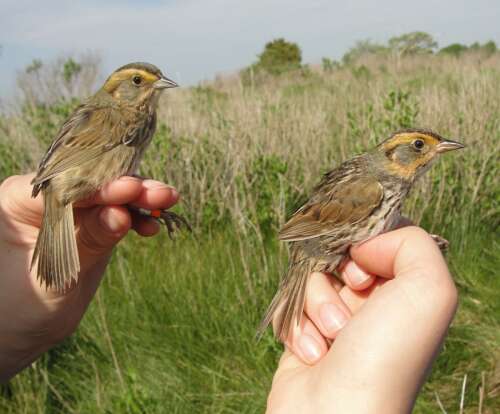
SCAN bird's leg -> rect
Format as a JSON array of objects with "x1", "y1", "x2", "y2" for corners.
[
  {"x1": 128, "y1": 206, "x2": 191, "y2": 239},
  {"x1": 430, "y1": 234, "x2": 449, "y2": 251},
  {"x1": 157, "y1": 209, "x2": 192, "y2": 238},
  {"x1": 126, "y1": 175, "x2": 191, "y2": 238}
]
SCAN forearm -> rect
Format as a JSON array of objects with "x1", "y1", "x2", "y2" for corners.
[{"x1": 0, "y1": 330, "x2": 49, "y2": 383}]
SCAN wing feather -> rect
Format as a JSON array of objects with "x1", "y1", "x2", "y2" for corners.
[
  {"x1": 279, "y1": 175, "x2": 383, "y2": 241},
  {"x1": 31, "y1": 103, "x2": 125, "y2": 191}
]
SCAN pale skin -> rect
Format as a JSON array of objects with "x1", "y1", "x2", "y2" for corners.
[
  {"x1": 268, "y1": 226, "x2": 458, "y2": 413},
  {"x1": 0, "y1": 174, "x2": 458, "y2": 414},
  {"x1": 0, "y1": 173, "x2": 178, "y2": 382}
]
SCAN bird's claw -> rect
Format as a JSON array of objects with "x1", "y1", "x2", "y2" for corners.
[
  {"x1": 431, "y1": 234, "x2": 449, "y2": 251},
  {"x1": 128, "y1": 206, "x2": 191, "y2": 238},
  {"x1": 157, "y1": 210, "x2": 192, "y2": 239}
]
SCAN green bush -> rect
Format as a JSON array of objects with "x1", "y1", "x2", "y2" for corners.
[
  {"x1": 470, "y1": 40, "x2": 498, "y2": 56},
  {"x1": 236, "y1": 154, "x2": 297, "y2": 236},
  {"x1": 22, "y1": 98, "x2": 81, "y2": 148},
  {"x1": 388, "y1": 31, "x2": 438, "y2": 55},
  {"x1": 62, "y1": 58, "x2": 82, "y2": 83},
  {"x1": 321, "y1": 57, "x2": 338, "y2": 72},
  {"x1": 342, "y1": 39, "x2": 388, "y2": 64},
  {"x1": 439, "y1": 43, "x2": 468, "y2": 57},
  {"x1": 254, "y1": 38, "x2": 302, "y2": 76},
  {"x1": 0, "y1": 117, "x2": 34, "y2": 180}
]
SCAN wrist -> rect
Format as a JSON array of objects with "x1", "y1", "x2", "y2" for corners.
[
  {"x1": 309, "y1": 382, "x2": 416, "y2": 414},
  {"x1": 0, "y1": 332, "x2": 48, "y2": 383},
  {"x1": 0, "y1": 312, "x2": 62, "y2": 383}
]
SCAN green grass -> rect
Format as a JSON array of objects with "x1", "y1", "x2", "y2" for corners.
[
  {"x1": 1, "y1": 231, "x2": 283, "y2": 413},
  {"x1": 1, "y1": 222, "x2": 498, "y2": 413},
  {"x1": 1, "y1": 52, "x2": 499, "y2": 412}
]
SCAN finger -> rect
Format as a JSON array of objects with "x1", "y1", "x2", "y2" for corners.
[
  {"x1": 285, "y1": 315, "x2": 328, "y2": 365},
  {"x1": 131, "y1": 179, "x2": 179, "y2": 210},
  {"x1": 339, "y1": 260, "x2": 376, "y2": 290},
  {"x1": 76, "y1": 205, "x2": 131, "y2": 261},
  {"x1": 0, "y1": 174, "x2": 43, "y2": 224},
  {"x1": 77, "y1": 176, "x2": 144, "y2": 207},
  {"x1": 131, "y1": 214, "x2": 161, "y2": 236},
  {"x1": 350, "y1": 226, "x2": 450, "y2": 280},
  {"x1": 338, "y1": 277, "x2": 387, "y2": 314},
  {"x1": 303, "y1": 272, "x2": 350, "y2": 340},
  {"x1": 321, "y1": 226, "x2": 457, "y2": 400}
]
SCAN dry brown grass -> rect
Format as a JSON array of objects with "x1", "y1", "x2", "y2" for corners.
[
  {"x1": 146, "y1": 53, "x2": 499, "y2": 238},
  {"x1": 0, "y1": 52, "x2": 499, "y2": 413}
]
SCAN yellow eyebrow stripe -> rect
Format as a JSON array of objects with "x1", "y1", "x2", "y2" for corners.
[
  {"x1": 114, "y1": 69, "x2": 159, "y2": 83},
  {"x1": 103, "y1": 69, "x2": 160, "y2": 92},
  {"x1": 382, "y1": 132, "x2": 440, "y2": 152}
]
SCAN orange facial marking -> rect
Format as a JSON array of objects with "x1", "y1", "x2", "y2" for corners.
[
  {"x1": 383, "y1": 132, "x2": 439, "y2": 179},
  {"x1": 382, "y1": 132, "x2": 441, "y2": 153},
  {"x1": 103, "y1": 69, "x2": 160, "y2": 93}
]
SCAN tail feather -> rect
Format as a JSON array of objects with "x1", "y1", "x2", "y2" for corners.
[
  {"x1": 258, "y1": 243, "x2": 345, "y2": 341},
  {"x1": 257, "y1": 257, "x2": 312, "y2": 341},
  {"x1": 31, "y1": 193, "x2": 80, "y2": 291}
]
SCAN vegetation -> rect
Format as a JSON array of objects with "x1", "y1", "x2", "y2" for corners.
[
  {"x1": 337, "y1": 33, "x2": 498, "y2": 66},
  {"x1": 388, "y1": 31, "x2": 438, "y2": 56},
  {"x1": 242, "y1": 38, "x2": 304, "y2": 83},
  {"x1": 1, "y1": 40, "x2": 499, "y2": 413}
]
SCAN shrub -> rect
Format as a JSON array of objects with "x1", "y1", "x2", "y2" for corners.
[
  {"x1": 439, "y1": 43, "x2": 468, "y2": 57},
  {"x1": 255, "y1": 38, "x2": 302, "y2": 75},
  {"x1": 388, "y1": 31, "x2": 438, "y2": 56},
  {"x1": 342, "y1": 39, "x2": 388, "y2": 64},
  {"x1": 321, "y1": 58, "x2": 338, "y2": 72}
]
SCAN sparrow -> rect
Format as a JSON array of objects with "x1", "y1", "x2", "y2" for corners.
[
  {"x1": 31, "y1": 62, "x2": 188, "y2": 292},
  {"x1": 258, "y1": 129, "x2": 464, "y2": 340}
]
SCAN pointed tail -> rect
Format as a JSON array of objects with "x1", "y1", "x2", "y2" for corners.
[
  {"x1": 257, "y1": 250, "x2": 312, "y2": 341},
  {"x1": 31, "y1": 191, "x2": 80, "y2": 291}
]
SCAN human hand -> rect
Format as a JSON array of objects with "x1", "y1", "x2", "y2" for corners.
[
  {"x1": 267, "y1": 227, "x2": 458, "y2": 413},
  {"x1": 0, "y1": 173, "x2": 178, "y2": 382}
]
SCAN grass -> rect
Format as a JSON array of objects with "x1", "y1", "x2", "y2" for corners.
[{"x1": 1, "y1": 52, "x2": 499, "y2": 412}]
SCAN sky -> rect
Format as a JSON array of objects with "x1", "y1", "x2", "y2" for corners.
[{"x1": 1, "y1": 0, "x2": 499, "y2": 97}]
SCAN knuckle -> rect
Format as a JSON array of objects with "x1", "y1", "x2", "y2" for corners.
[
  {"x1": 405, "y1": 267, "x2": 458, "y2": 317},
  {"x1": 404, "y1": 225, "x2": 432, "y2": 241},
  {"x1": 76, "y1": 207, "x2": 128, "y2": 256},
  {"x1": 437, "y1": 277, "x2": 458, "y2": 311},
  {"x1": 0, "y1": 175, "x2": 21, "y2": 200}
]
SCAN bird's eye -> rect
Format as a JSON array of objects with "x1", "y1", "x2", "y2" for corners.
[
  {"x1": 132, "y1": 75, "x2": 142, "y2": 85},
  {"x1": 413, "y1": 139, "x2": 425, "y2": 150}
]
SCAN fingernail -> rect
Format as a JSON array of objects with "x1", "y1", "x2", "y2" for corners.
[
  {"x1": 100, "y1": 208, "x2": 123, "y2": 234},
  {"x1": 320, "y1": 303, "x2": 348, "y2": 334},
  {"x1": 169, "y1": 187, "x2": 179, "y2": 199},
  {"x1": 344, "y1": 261, "x2": 372, "y2": 286},
  {"x1": 142, "y1": 179, "x2": 169, "y2": 190},
  {"x1": 299, "y1": 335, "x2": 322, "y2": 363}
]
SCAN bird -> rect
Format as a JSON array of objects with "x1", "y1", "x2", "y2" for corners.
[
  {"x1": 31, "y1": 62, "x2": 187, "y2": 292},
  {"x1": 258, "y1": 128, "x2": 464, "y2": 341}
]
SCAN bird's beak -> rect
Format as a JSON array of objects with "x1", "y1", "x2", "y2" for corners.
[
  {"x1": 153, "y1": 76, "x2": 179, "y2": 89},
  {"x1": 437, "y1": 139, "x2": 465, "y2": 153}
]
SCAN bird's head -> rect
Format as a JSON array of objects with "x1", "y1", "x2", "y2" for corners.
[
  {"x1": 374, "y1": 129, "x2": 464, "y2": 180},
  {"x1": 102, "y1": 62, "x2": 178, "y2": 107}
]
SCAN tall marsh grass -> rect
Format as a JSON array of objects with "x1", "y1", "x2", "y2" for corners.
[{"x1": 1, "y1": 53, "x2": 499, "y2": 413}]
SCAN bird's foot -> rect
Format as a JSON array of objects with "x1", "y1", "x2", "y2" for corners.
[
  {"x1": 129, "y1": 207, "x2": 191, "y2": 238},
  {"x1": 430, "y1": 234, "x2": 449, "y2": 251},
  {"x1": 157, "y1": 209, "x2": 191, "y2": 238}
]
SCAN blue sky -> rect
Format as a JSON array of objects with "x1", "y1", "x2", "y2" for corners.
[{"x1": 1, "y1": 0, "x2": 499, "y2": 97}]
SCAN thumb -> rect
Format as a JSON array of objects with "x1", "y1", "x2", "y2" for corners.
[{"x1": 75, "y1": 205, "x2": 131, "y2": 269}]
